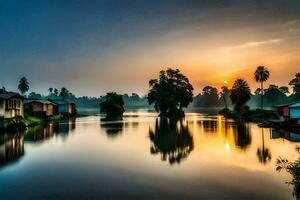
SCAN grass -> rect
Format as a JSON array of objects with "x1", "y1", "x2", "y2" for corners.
[{"x1": 24, "y1": 115, "x2": 44, "y2": 127}]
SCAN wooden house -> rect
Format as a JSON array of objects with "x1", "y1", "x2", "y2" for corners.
[
  {"x1": 275, "y1": 102, "x2": 300, "y2": 124},
  {"x1": 24, "y1": 99, "x2": 56, "y2": 117},
  {"x1": 0, "y1": 92, "x2": 24, "y2": 118},
  {"x1": 49, "y1": 99, "x2": 76, "y2": 115}
]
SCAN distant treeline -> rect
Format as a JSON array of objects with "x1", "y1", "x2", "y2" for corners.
[
  {"x1": 191, "y1": 84, "x2": 300, "y2": 109},
  {"x1": 23, "y1": 87, "x2": 149, "y2": 108}
]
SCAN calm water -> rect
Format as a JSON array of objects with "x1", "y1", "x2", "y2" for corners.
[{"x1": 1, "y1": 111, "x2": 300, "y2": 200}]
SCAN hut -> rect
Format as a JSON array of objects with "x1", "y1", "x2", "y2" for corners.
[
  {"x1": 0, "y1": 92, "x2": 24, "y2": 118},
  {"x1": 49, "y1": 99, "x2": 76, "y2": 116},
  {"x1": 275, "y1": 102, "x2": 300, "y2": 124},
  {"x1": 24, "y1": 99, "x2": 56, "y2": 117}
]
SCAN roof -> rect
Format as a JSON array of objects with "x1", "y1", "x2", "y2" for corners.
[
  {"x1": 24, "y1": 99, "x2": 55, "y2": 105},
  {"x1": 0, "y1": 92, "x2": 24, "y2": 100},
  {"x1": 290, "y1": 102, "x2": 300, "y2": 108},
  {"x1": 274, "y1": 102, "x2": 300, "y2": 108},
  {"x1": 48, "y1": 99, "x2": 75, "y2": 105}
]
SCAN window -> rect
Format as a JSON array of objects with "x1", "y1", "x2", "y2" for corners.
[{"x1": 0, "y1": 99, "x2": 3, "y2": 109}]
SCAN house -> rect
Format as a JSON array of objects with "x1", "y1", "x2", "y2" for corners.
[
  {"x1": 24, "y1": 99, "x2": 56, "y2": 117},
  {"x1": 275, "y1": 102, "x2": 300, "y2": 124},
  {"x1": 0, "y1": 92, "x2": 24, "y2": 118},
  {"x1": 49, "y1": 99, "x2": 76, "y2": 115}
]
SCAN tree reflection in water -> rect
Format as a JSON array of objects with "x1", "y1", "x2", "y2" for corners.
[
  {"x1": 101, "y1": 122, "x2": 124, "y2": 138},
  {"x1": 149, "y1": 117, "x2": 194, "y2": 165},
  {"x1": 277, "y1": 157, "x2": 300, "y2": 200},
  {"x1": 233, "y1": 121, "x2": 252, "y2": 150},
  {"x1": 257, "y1": 128, "x2": 271, "y2": 164}
]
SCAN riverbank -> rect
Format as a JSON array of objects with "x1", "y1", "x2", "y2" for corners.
[
  {"x1": 218, "y1": 108, "x2": 278, "y2": 123},
  {"x1": 0, "y1": 114, "x2": 82, "y2": 132}
]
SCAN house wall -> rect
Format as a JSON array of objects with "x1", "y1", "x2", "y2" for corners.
[
  {"x1": 45, "y1": 104, "x2": 54, "y2": 116},
  {"x1": 283, "y1": 107, "x2": 289, "y2": 117},
  {"x1": 290, "y1": 107, "x2": 300, "y2": 119},
  {"x1": 58, "y1": 104, "x2": 68, "y2": 113},
  {"x1": 2, "y1": 98, "x2": 23, "y2": 118},
  {"x1": 0, "y1": 99, "x2": 5, "y2": 117}
]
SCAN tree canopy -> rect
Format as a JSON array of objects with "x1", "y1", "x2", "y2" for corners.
[
  {"x1": 230, "y1": 79, "x2": 251, "y2": 111},
  {"x1": 147, "y1": 68, "x2": 193, "y2": 118},
  {"x1": 100, "y1": 92, "x2": 125, "y2": 120},
  {"x1": 18, "y1": 77, "x2": 29, "y2": 95}
]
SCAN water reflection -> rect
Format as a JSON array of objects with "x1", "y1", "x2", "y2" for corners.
[
  {"x1": 24, "y1": 119, "x2": 76, "y2": 142},
  {"x1": 233, "y1": 122, "x2": 251, "y2": 150},
  {"x1": 0, "y1": 119, "x2": 76, "y2": 167},
  {"x1": 271, "y1": 129, "x2": 300, "y2": 142},
  {"x1": 0, "y1": 134, "x2": 24, "y2": 168},
  {"x1": 257, "y1": 129, "x2": 272, "y2": 164},
  {"x1": 149, "y1": 117, "x2": 194, "y2": 165},
  {"x1": 101, "y1": 122, "x2": 124, "y2": 138}
]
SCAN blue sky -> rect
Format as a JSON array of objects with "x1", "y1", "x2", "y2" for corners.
[{"x1": 1, "y1": 0, "x2": 300, "y2": 96}]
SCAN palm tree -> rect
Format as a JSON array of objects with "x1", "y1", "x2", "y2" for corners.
[
  {"x1": 254, "y1": 66, "x2": 270, "y2": 110},
  {"x1": 18, "y1": 77, "x2": 29, "y2": 95},
  {"x1": 230, "y1": 79, "x2": 251, "y2": 112}
]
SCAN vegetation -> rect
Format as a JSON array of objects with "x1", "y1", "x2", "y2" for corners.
[
  {"x1": 0, "y1": 117, "x2": 26, "y2": 132},
  {"x1": 277, "y1": 157, "x2": 300, "y2": 199},
  {"x1": 254, "y1": 66, "x2": 270, "y2": 109},
  {"x1": 100, "y1": 92, "x2": 125, "y2": 120},
  {"x1": 148, "y1": 68, "x2": 193, "y2": 118},
  {"x1": 230, "y1": 79, "x2": 251, "y2": 112},
  {"x1": 18, "y1": 77, "x2": 29, "y2": 95}
]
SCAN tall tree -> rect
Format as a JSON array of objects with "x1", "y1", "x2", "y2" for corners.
[
  {"x1": 147, "y1": 68, "x2": 193, "y2": 118},
  {"x1": 230, "y1": 79, "x2": 251, "y2": 112},
  {"x1": 254, "y1": 66, "x2": 270, "y2": 109},
  {"x1": 18, "y1": 77, "x2": 29, "y2": 95}
]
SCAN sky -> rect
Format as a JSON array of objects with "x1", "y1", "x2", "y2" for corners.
[{"x1": 1, "y1": 0, "x2": 300, "y2": 96}]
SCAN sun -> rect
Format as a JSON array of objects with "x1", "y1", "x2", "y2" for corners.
[{"x1": 223, "y1": 80, "x2": 228, "y2": 84}]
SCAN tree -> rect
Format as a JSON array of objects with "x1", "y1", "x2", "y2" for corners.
[
  {"x1": 201, "y1": 86, "x2": 219, "y2": 107},
  {"x1": 59, "y1": 87, "x2": 69, "y2": 99},
  {"x1": 48, "y1": 88, "x2": 53, "y2": 95},
  {"x1": 0, "y1": 86, "x2": 6, "y2": 94},
  {"x1": 279, "y1": 86, "x2": 289, "y2": 95},
  {"x1": 100, "y1": 92, "x2": 125, "y2": 120},
  {"x1": 53, "y1": 88, "x2": 58, "y2": 96},
  {"x1": 230, "y1": 79, "x2": 251, "y2": 112},
  {"x1": 28, "y1": 92, "x2": 42, "y2": 99},
  {"x1": 220, "y1": 86, "x2": 231, "y2": 109},
  {"x1": 147, "y1": 68, "x2": 194, "y2": 118},
  {"x1": 264, "y1": 85, "x2": 287, "y2": 106},
  {"x1": 254, "y1": 66, "x2": 270, "y2": 110},
  {"x1": 289, "y1": 73, "x2": 300, "y2": 94},
  {"x1": 18, "y1": 77, "x2": 29, "y2": 95}
]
